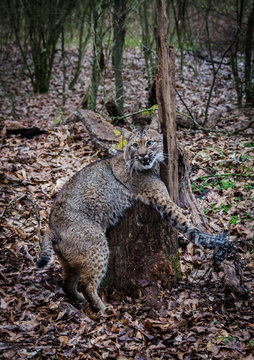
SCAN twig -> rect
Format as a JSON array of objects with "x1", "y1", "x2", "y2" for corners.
[
  {"x1": 112, "y1": 107, "x2": 156, "y2": 122},
  {"x1": 196, "y1": 165, "x2": 215, "y2": 176},
  {"x1": 62, "y1": 107, "x2": 156, "y2": 128},
  {"x1": 176, "y1": 88, "x2": 195, "y2": 121},
  {"x1": 203, "y1": 2, "x2": 233, "y2": 125},
  {"x1": 187, "y1": 120, "x2": 254, "y2": 137},
  {"x1": 176, "y1": 109, "x2": 202, "y2": 129},
  {"x1": 232, "y1": 119, "x2": 254, "y2": 134},
  {"x1": 0, "y1": 194, "x2": 26, "y2": 219},
  {"x1": 27, "y1": 195, "x2": 42, "y2": 245},
  {"x1": 0, "y1": 194, "x2": 42, "y2": 246}
]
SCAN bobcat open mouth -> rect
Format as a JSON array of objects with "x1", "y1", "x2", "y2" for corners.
[{"x1": 140, "y1": 158, "x2": 150, "y2": 166}]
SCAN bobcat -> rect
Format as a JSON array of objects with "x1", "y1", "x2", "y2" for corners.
[{"x1": 37, "y1": 118, "x2": 199, "y2": 311}]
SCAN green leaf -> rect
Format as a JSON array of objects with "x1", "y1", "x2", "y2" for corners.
[
  {"x1": 113, "y1": 129, "x2": 127, "y2": 150},
  {"x1": 141, "y1": 104, "x2": 158, "y2": 116}
]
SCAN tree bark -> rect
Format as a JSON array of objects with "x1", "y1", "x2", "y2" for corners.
[
  {"x1": 87, "y1": 1, "x2": 105, "y2": 110},
  {"x1": 69, "y1": 3, "x2": 91, "y2": 91},
  {"x1": 139, "y1": 1, "x2": 157, "y2": 88},
  {"x1": 244, "y1": 0, "x2": 254, "y2": 106},
  {"x1": 107, "y1": 0, "x2": 206, "y2": 303},
  {"x1": 231, "y1": 0, "x2": 244, "y2": 106}
]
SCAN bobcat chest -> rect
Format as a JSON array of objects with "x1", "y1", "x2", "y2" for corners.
[
  {"x1": 107, "y1": 190, "x2": 133, "y2": 227},
  {"x1": 70, "y1": 160, "x2": 134, "y2": 230},
  {"x1": 86, "y1": 182, "x2": 133, "y2": 229}
]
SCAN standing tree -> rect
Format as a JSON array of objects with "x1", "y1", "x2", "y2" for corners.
[
  {"x1": 138, "y1": 0, "x2": 158, "y2": 88},
  {"x1": 244, "y1": 0, "x2": 254, "y2": 106},
  {"x1": 69, "y1": 0, "x2": 92, "y2": 90},
  {"x1": 171, "y1": 0, "x2": 189, "y2": 75},
  {"x1": 112, "y1": 0, "x2": 127, "y2": 115},
  {"x1": 107, "y1": 0, "x2": 207, "y2": 303},
  {"x1": 231, "y1": 0, "x2": 245, "y2": 106},
  {"x1": 87, "y1": 0, "x2": 108, "y2": 110}
]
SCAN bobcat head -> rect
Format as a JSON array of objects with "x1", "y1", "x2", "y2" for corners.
[{"x1": 122, "y1": 118, "x2": 164, "y2": 173}]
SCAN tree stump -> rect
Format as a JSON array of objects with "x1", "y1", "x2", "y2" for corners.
[{"x1": 107, "y1": 0, "x2": 207, "y2": 304}]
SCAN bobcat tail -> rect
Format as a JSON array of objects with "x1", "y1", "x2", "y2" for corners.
[{"x1": 36, "y1": 229, "x2": 55, "y2": 268}]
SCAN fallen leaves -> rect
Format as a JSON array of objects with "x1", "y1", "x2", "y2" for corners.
[{"x1": 0, "y1": 46, "x2": 254, "y2": 359}]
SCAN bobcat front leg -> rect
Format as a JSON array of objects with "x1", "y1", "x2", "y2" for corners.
[{"x1": 135, "y1": 174, "x2": 199, "y2": 241}]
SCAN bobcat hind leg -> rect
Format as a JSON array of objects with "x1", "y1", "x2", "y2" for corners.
[
  {"x1": 55, "y1": 247, "x2": 85, "y2": 302},
  {"x1": 56, "y1": 225, "x2": 109, "y2": 311},
  {"x1": 84, "y1": 276, "x2": 106, "y2": 312},
  {"x1": 62, "y1": 266, "x2": 85, "y2": 302},
  {"x1": 80, "y1": 239, "x2": 109, "y2": 312}
]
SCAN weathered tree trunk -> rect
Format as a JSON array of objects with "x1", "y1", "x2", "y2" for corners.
[
  {"x1": 87, "y1": 0, "x2": 106, "y2": 110},
  {"x1": 139, "y1": 1, "x2": 157, "y2": 88},
  {"x1": 107, "y1": 0, "x2": 206, "y2": 303},
  {"x1": 244, "y1": 0, "x2": 254, "y2": 106},
  {"x1": 69, "y1": 2, "x2": 91, "y2": 91},
  {"x1": 231, "y1": 0, "x2": 244, "y2": 106},
  {"x1": 171, "y1": 0, "x2": 188, "y2": 75}
]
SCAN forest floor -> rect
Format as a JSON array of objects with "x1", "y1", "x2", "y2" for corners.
[{"x1": 0, "y1": 46, "x2": 254, "y2": 360}]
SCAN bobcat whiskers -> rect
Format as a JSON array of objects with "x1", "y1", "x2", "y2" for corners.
[
  {"x1": 126, "y1": 151, "x2": 164, "y2": 174},
  {"x1": 126, "y1": 158, "x2": 136, "y2": 176}
]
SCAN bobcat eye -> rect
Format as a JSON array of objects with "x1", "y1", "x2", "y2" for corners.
[
  {"x1": 146, "y1": 140, "x2": 154, "y2": 147},
  {"x1": 132, "y1": 143, "x2": 139, "y2": 149}
]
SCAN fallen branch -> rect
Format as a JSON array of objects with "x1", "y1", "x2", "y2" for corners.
[
  {"x1": 195, "y1": 50, "x2": 231, "y2": 66},
  {"x1": 197, "y1": 172, "x2": 254, "y2": 180},
  {"x1": 232, "y1": 119, "x2": 254, "y2": 134},
  {"x1": 188, "y1": 121, "x2": 254, "y2": 137},
  {"x1": 0, "y1": 194, "x2": 26, "y2": 219},
  {"x1": 6, "y1": 127, "x2": 47, "y2": 138},
  {"x1": 174, "y1": 101, "x2": 253, "y2": 136},
  {"x1": 221, "y1": 260, "x2": 247, "y2": 296}
]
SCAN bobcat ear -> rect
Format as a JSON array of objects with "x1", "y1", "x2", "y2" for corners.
[
  {"x1": 120, "y1": 128, "x2": 132, "y2": 140},
  {"x1": 149, "y1": 117, "x2": 161, "y2": 132}
]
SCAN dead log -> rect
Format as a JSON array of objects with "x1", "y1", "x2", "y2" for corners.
[
  {"x1": 6, "y1": 127, "x2": 47, "y2": 138},
  {"x1": 64, "y1": 110, "x2": 119, "y2": 151},
  {"x1": 221, "y1": 260, "x2": 247, "y2": 296}
]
